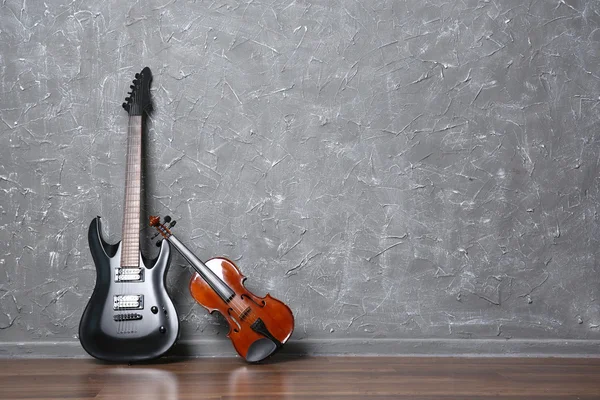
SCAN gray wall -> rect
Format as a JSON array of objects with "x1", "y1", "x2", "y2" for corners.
[{"x1": 1, "y1": 0, "x2": 599, "y2": 357}]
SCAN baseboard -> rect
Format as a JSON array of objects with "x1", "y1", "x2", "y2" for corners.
[{"x1": 1, "y1": 338, "x2": 599, "y2": 358}]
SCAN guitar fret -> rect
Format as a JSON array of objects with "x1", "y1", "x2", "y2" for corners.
[{"x1": 120, "y1": 115, "x2": 143, "y2": 260}]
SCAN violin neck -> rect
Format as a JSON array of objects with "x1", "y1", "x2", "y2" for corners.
[{"x1": 166, "y1": 234, "x2": 235, "y2": 302}]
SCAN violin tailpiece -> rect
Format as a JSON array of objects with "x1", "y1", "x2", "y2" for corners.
[{"x1": 250, "y1": 318, "x2": 282, "y2": 347}]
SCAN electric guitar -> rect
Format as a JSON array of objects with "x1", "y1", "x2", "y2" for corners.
[{"x1": 79, "y1": 68, "x2": 179, "y2": 362}]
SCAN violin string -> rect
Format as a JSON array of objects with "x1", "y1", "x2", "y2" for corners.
[
  {"x1": 157, "y1": 226, "x2": 262, "y2": 325},
  {"x1": 223, "y1": 290, "x2": 263, "y2": 326},
  {"x1": 205, "y1": 266, "x2": 262, "y2": 324},
  {"x1": 190, "y1": 254, "x2": 259, "y2": 324}
]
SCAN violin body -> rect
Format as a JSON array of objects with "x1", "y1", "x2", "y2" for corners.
[
  {"x1": 150, "y1": 216, "x2": 295, "y2": 362},
  {"x1": 189, "y1": 257, "x2": 294, "y2": 362}
]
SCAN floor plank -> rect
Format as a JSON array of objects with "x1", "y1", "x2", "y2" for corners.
[{"x1": 0, "y1": 356, "x2": 598, "y2": 399}]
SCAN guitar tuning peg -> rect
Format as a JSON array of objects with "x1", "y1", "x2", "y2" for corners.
[
  {"x1": 130, "y1": 85, "x2": 135, "y2": 89},
  {"x1": 135, "y1": 73, "x2": 140, "y2": 79},
  {"x1": 164, "y1": 215, "x2": 171, "y2": 223},
  {"x1": 156, "y1": 239, "x2": 163, "y2": 247},
  {"x1": 128, "y1": 91, "x2": 132, "y2": 95},
  {"x1": 169, "y1": 220, "x2": 176, "y2": 228},
  {"x1": 122, "y1": 103, "x2": 128, "y2": 109}
]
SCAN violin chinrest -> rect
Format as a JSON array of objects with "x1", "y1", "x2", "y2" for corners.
[{"x1": 246, "y1": 338, "x2": 279, "y2": 363}]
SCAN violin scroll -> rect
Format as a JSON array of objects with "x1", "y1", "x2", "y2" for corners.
[{"x1": 149, "y1": 216, "x2": 177, "y2": 244}]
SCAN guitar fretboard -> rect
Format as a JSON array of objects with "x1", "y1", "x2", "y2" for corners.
[{"x1": 121, "y1": 115, "x2": 142, "y2": 267}]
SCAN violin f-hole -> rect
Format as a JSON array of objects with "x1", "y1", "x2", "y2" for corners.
[
  {"x1": 227, "y1": 308, "x2": 242, "y2": 332},
  {"x1": 241, "y1": 294, "x2": 266, "y2": 308}
]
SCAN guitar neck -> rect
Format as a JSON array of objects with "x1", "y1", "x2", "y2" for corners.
[{"x1": 121, "y1": 115, "x2": 143, "y2": 267}]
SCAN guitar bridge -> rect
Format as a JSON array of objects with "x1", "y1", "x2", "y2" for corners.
[
  {"x1": 113, "y1": 295, "x2": 144, "y2": 310},
  {"x1": 113, "y1": 313, "x2": 143, "y2": 321},
  {"x1": 115, "y1": 267, "x2": 144, "y2": 282}
]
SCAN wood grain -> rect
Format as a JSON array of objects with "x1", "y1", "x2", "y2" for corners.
[{"x1": 0, "y1": 357, "x2": 599, "y2": 399}]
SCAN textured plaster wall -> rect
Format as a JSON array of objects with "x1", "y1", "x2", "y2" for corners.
[{"x1": 1, "y1": 0, "x2": 600, "y2": 357}]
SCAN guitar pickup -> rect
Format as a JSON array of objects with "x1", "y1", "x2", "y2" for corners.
[
  {"x1": 115, "y1": 267, "x2": 144, "y2": 282},
  {"x1": 113, "y1": 313, "x2": 143, "y2": 321},
  {"x1": 113, "y1": 295, "x2": 144, "y2": 310}
]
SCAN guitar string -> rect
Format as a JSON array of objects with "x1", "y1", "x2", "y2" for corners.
[
  {"x1": 130, "y1": 111, "x2": 141, "y2": 335},
  {"x1": 128, "y1": 114, "x2": 137, "y2": 335},
  {"x1": 124, "y1": 114, "x2": 136, "y2": 334},
  {"x1": 120, "y1": 113, "x2": 132, "y2": 334},
  {"x1": 121, "y1": 105, "x2": 141, "y2": 334},
  {"x1": 133, "y1": 114, "x2": 142, "y2": 333},
  {"x1": 127, "y1": 115, "x2": 137, "y2": 334},
  {"x1": 118, "y1": 114, "x2": 129, "y2": 334}
]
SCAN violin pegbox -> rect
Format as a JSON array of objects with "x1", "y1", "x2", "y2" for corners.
[{"x1": 149, "y1": 215, "x2": 177, "y2": 246}]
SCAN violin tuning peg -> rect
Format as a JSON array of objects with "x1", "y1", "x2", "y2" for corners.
[
  {"x1": 149, "y1": 216, "x2": 161, "y2": 227},
  {"x1": 164, "y1": 215, "x2": 171, "y2": 223}
]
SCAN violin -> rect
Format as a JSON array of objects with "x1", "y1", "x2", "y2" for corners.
[{"x1": 149, "y1": 216, "x2": 294, "y2": 362}]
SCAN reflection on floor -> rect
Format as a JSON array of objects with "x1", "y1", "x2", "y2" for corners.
[
  {"x1": 1, "y1": 356, "x2": 599, "y2": 399},
  {"x1": 95, "y1": 368, "x2": 178, "y2": 400}
]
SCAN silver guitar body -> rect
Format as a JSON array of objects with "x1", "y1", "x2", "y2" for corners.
[{"x1": 79, "y1": 217, "x2": 179, "y2": 362}]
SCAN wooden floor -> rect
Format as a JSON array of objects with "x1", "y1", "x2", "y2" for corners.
[{"x1": 0, "y1": 356, "x2": 599, "y2": 399}]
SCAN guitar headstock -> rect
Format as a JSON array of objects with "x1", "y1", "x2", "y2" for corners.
[{"x1": 122, "y1": 67, "x2": 153, "y2": 116}]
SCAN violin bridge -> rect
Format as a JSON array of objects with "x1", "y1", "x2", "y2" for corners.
[{"x1": 239, "y1": 307, "x2": 251, "y2": 321}]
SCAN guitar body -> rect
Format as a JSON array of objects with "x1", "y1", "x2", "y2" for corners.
[{"x1": 79, "y1": 217, "x2": 179, "y2": 362}]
